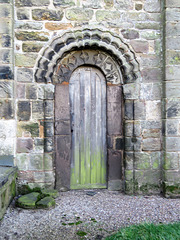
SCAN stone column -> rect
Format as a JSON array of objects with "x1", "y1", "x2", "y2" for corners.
[
  {"x1": 164, "y1": 0, "x2": 180, "y2": 197},
  {"x1": 0, "y1": 0, "x2": 15, "y2": 166}
]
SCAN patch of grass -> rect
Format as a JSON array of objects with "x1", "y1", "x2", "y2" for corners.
[
  {"x1": 76, "y1": 231, "x2": 87, "y2": 237},
  {"x1": 105, "y1": 222, "x2": 180, "y2": 240}
]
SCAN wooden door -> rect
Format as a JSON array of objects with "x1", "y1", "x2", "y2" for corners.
[{"x1": 69, "y1": 66, "x2": 107, "y2": 189}]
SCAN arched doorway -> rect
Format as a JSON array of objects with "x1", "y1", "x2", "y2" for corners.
[{"x1": 69, "y1": 66, "x2": 107, "y2": 189}]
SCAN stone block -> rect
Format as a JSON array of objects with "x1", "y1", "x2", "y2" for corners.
[
  {"x1": 123, "y1": 83, "x2": 139, "y2": 100},
  {"x1": 0, "y1": 81, "x2": 13, "y2": 98},
  {"x1": 134, "y1": 100, "x2": 146, "y2": 120},
  {"x1": 108, "y1": 180, "x2": 122, "y2": 191},
  {"x1": 142, "y1": 138, "x2": 161, "y2": 151},
  {"x1": 45, "y1": 22, "x2": 72, "y2": 31},
  {"x1": 164, "y1": 152, "x2": 179, "y2": 170},
  {"x1": 55, "y1": 135, "x2": 70, "y2": 189},
  {"x1": 15, "y1": 54, "x2": 37, "y2": 67},
  {"x1": 22, "y1": 42, "x2": 44, "y2": 52},
  {"x1": 130, "y1": 40, "x2": 149, "y2": 53},
  {"x1": 38, "y1": 84, "x2": 54, "y2": 100},
  {"x1": 115, "y1": 138, "x2": 124, "y2": 150},
  {"x1": 44, "y1": 100, "x2": 54, "y2": 120},
  {"x1": 142, "y1": 66, "x2": 162, "y2": 83},
  {"x1": 44, "y1": 153, "x2": 53, "y2": 171},
  {"x1": 16, "y1": 153, "x2": 29, "y2": 170},
  {"x1": 166, "y1": 66, "x2": 180, "y2": 81},
  {"x1": 142, "y1": 129, "x2": 160, "y2": 138},
  {"x1": 166, "y1": 0, "x2": 180, "y2": 8},
  {"x1": 150, "y1": 152, "x2": 160, "y2": 169},
  {"x1": 17, "y1": 68, "x2": 33, "y2": 82},
  {"x1": 15, "y1": 0, "x2": 49, "y2": 7},
  {"x1": 0, "y1": 120, "x2": 16, "y2": 138},
  {"x1": 141, "y1": 120, "x2": 162, "y2": 130},
  {"x1": 163, "y1": 182, "x2": 180, "y2": 198},
  {"x1": 55, "y1": 120, "x2": 70, "y2": 135},
  {"x1": 166, "y1": 22, "x2": 180, "y2": 37},
  {"x1": 135, "y1": 3, "x2": 142, "y2": 11},
  {"x1": 121, "y1": 29, "x2": 139, "y2": 39},
  {"x1": 166, "y1": 9, "x2": 180, "y2": 22},
  {"x1": 124, "y1": 100, "x2": 133, "y2": 120},
  {"x1": 0, "y1": 99, "x2": 14, "y2": 119},
  {"x1": 166, "y1": 119, "x2": 178, "y2": 136},
  {"x1": 0, "y1": 19, "x2": 12, "y2": 34},
  {"x1": 125, "y1": 170, "x2": 133, "y2": 181},
  {"x1": 140, "y1": 83, "x2": 162, "y2": 100},
  {"x1": 36, "y1": 196, "x2": 55, "y2": 209},
  {"x1": 29, "y1": 154, "x2": 43, "y2": 170},
  {"x1": 82, "y1": 0, "x2": 101, "y2": 8},
  {"x1": 26, "y1": 84, "x2": 37, "y2": 100},
  {"x1": 0, "y1": 138, "x2": 14, "y2": 155},
  {"x1": 17, "y1": 122, "x2": 39, "y2": 138},
  {"x1": 140, "y1": 55, "x2": 161, "y2": 68},
  {"x1": 115, "y1": 0, "x2": 133, "y2": 10},
  {"x1": 108, "y1": 150, "x2": 122, "y2": 180},
  {"x1": 140, "y1": 31, "x2": 160, "y2": 40},
  {"x1": 166, "y1": 137, "x2": 180, "y2": 151},
  {"x1": 17, "y1": 101, "x2": 31, "y2": 121},
  {"x1": 15, "y1": 31, "x2": 49, "y2": 42},
  {"x1": 66, "y1": 8, "x2": 93, "y2": 21},
  {"x1": 164, "y1": 171, "x2": 180, "y2": 182},
  {"x1": 125, "y1": 137, "x2": 141, "y2": 151},
  {"x1": 16, "y1": 83, "x2": 25, "y2": 99},
  {"x1": 167, "y1": 50, "x2": 180, "y2": 65},
  {"x1": 166, "y1": 99, "x2": 180, "y2": 118},
  {"x1": 135, "y1": 22, "x2": 160, "y2": 30},
  {"x1": 45, "y1": 172, "x2": 55, "y2": 183},
  {"x1": 125, "y1": 121, "x2": 141, "y2": 137},
  {"x1": 0, "y1": 49, "x2": 12, "y2": 64},
  {"x1": 96, "y1": 10, "x2": 120, "y2": 22},
  {"x1": 146, "y1": 101, "x2": 161, "y2": 120},
  {"x1": 32, "y1": 101, "x2": 44, "y2": 119},
  {"x1": 33, "y1": 171, "x2": 45, "y2": 182},
  {"x1": 32, "y1": 9, "x2": 63, "y2": 21},
  {"x1": 166, "y1": 82, "x2": 180, "y2": 98},
  {"x1": 166, "y1": 38, "x2": 180, "y2": 51},
  {"x1": 17, "y1": 138, "x2": 33, "y2": 153},
  {"x1": 15, "y1": 21, "x2": 43, "y2": 30},
  {"x1": 17, "y1": 9, "x2": 30, "y2": 20},
  {"x1": 34, "y1": 138, "x2": 44, "y2": 153},
  {"x1": 144, "y1": 0, "x2": 160, "y2": 13},
  {"x1": 0, "y1": 4, "x2": 11, "y2": 18},
  {"x1": 44, "y1": 137, "x2": 53, "y2": 152},
  {"x1": 44, "y1": 121, "x2": 54, "y2": 137},
  {"x1": 17, "y1": 192, "x2": 40, "y2": 209},
  {"x1": 53, "y1": 0, "x2": 75, "y2": 7},
  {"x1": 125, "y1": 152, "x2": 133, "y2": 170},
  {"x1": 0, "y1": 34, "x2": 11, "y2": 48},
  {"x1": 135, "y1": 152, "x2": 151, "y2": 170}
]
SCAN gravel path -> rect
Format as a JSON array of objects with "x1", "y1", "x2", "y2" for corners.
[{"x1": 0, "y1": 190, "x2": 179, "y2": 240}]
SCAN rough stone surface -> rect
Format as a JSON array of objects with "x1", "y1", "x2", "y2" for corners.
[
  {"x1": 16, "y1": 192, "x2": 40, "y2": 209},
  {"x1": 36, "y1": 196, "x2": 55, "y2": 209},
  {"x1": 32, "y1": 9, "x2": 63, "y2": 21}
]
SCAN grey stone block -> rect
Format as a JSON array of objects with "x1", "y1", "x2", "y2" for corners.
[
  {"x1": 17, "y1": 101, "x2": 30, "y2": 121},
  {"x1": 17, "y1": 9, "x2": 30, "y2": 20},
  {"x1": 134, "y1": 100, "x2": 146, "y2": 120},
  {"x1": 144, "y1": 0, "x2": 161, "y2": 13},
  {"x1": 166, "y1": 99, "x2": 180, "y2": 118},
  {"x1": 0, "y1": 99, "x2": 14, "y2": 119},
  {"x1": 125, "y1": 137, "x2": 141, "y2": 151},
  {"x1": 142, "y1": 138, "x2": 161, "y2": 151},
  {"x1": 142, "y1": 68, "x2": 162, "y2": 83},
  {"x1": 44, "y1": 100, "x2": 54, "y2": 120},
  {"x1": 0, "y1": 81, "x2": 13, "y2": 98},
  {"x1": 17, "y1": 68, "x2": 33, "y2": 83},
  {"x1": 29, "y1": 154, "x2": 43, "y2": 170},
  {"x1": 16, "y1": 83, "x2": 25, "y2": 99},
  {"x1": 124, "y1": 100, "x2": 134, "y2": 120},
  {"x1": 166, "y1": 119, "x2": 178, "y2": 136},
  {"x1": 17, "y1": 138, "x2": 33, "y2": 153},
  {"x1": 32, "y1": 101, "x2": 44, "y2": 119},
  {"x1": 166, "y1": 137, "x2": 180, "y2": 151}
]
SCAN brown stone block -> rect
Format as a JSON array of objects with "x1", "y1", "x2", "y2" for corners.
[
  {"x1": 45, "y1": 22, "x2": 72, "y2": 31},
  {"x1": 130, "y1": 40, "x2": 149, "y2": 53},
  {"x1": 108, "y1": 150, "x2": 122, "y2": 180}
]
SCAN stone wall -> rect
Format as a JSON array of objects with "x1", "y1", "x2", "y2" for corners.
[
  {"x1": 0, "y1": 0, "x2": 179, "y2": 196},
  {"x1": 164, "y1": 0, "x2": 180, "y2": 197}
]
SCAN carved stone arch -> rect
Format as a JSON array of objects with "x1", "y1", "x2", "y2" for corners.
[{"x1": 34, "y1": 27, "x2": 140, "y2": 87}]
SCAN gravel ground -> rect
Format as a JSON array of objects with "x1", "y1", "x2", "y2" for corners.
[{"x1": 0, "y1": 190, "x2": 179, "y2": 240}]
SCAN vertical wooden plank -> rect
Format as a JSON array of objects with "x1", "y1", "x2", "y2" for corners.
[
  {"x1": 84, "y1": 69, "x2": 91, "y2": 184},
  {"x1": 90, "y1": 69, "x2": 97, "y2": 184}
]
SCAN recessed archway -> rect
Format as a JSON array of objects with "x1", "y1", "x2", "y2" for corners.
[{"x1": 34, "y1": 27, "x2": 141, "y2": 191}]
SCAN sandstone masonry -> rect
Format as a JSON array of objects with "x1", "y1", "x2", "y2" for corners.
[{"x1": 0, "y1": 0, "x2": 179, "y2": 197}]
